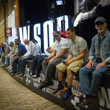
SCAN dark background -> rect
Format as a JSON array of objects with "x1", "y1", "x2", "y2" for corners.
[{"x1": 19, "y1": 0, "x2": 74, "y2": 26}]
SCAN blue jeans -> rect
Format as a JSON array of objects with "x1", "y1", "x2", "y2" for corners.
[
  {"x1": 18, "y1": 55, "x2": 34, "y2": 74},
  {"x1": 79, "y1": 62, "x2": 110, "y2": 96},
  {"x1": 4, "y1": 54, "x2": 13, "y2": 66},
  {"x1": 12, "y1": 56, "x2": 21, "y2": 73}
]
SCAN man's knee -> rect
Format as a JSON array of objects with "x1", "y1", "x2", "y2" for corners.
[
  {"x1": 42, "y1": 60, "x2": 47, "y2": 66},
  {"x1": 80, "y1": 66, "x2": 88, "y2": 72},
  {"x1": 92, "y1": 70, "x2": 102, "y2": 79},
  {"x1": 5, "y1": 56, "x2": 8, "y2": 58},
  {"x1": 48, "y1": 61, "x2": 55, "y2": 67},
  {"x1": 33, "y1": 57, "x2": 38, "y2": 61},
  {"x1": 67, "y1": 68, "x2": 72, "y2": 75},
  {"x1": 12, "y1": 59, "x2": 16, "y2": 66},
  {"x1": 79, "y1": 66, "x2": 87, "y2": 77},
  {"x1": 12, "y1": 58, "x2": 15, "y2": 63},
  {"x1": 22, "y1": 58, "x2": 27, "y2": 61}
]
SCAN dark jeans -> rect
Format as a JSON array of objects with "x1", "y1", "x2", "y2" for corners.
[
  {"x1": 18, "y1": 55, "x2": 34, "y2": 74},
  {"x1": 42, "y1": 57, "x2": 65, "y2": 83},
  {"x1": 12, "y1": 56, "x2": 21, "y2": 73},
  {"x1": 32, "y1": 55, "x2": 47, "y2": 75}
]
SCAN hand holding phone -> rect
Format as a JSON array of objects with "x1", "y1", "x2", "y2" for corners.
[{"x1": 62, "y1": 61, "x2": 66, "y2": 63}]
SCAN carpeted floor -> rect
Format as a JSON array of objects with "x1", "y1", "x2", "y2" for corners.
[{"x1": 0, "y1": 67, "x2": 65, "y2": 110}]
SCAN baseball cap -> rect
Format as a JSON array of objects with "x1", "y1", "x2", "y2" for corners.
[
  {"x1": 53, "y1": 31, "x2": 60, "y2": 35},
  {"x1": 95, "y1": 17, "x2": 106, "y2": 25}
]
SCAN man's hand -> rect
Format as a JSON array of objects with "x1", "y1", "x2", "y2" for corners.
[
  {"x1": 65, "y1": 59, "x2": 72, "y2": 66},
  {"x1": 6, "y1": 54, "x2": 9, "y2": 56},
  {"x1": 21, "y1": 56, "x2": 25, "y2": 59},
  {"x1": 64, "y1": 59, "x2": 68, "y2": 62},
  {"x1": 12, "y1": 54, "x2": 15, "y2": 57},
  {"x1": 49, "y1": 58, "x2": 54, "y2": 63},
  {"x1": 96, "y1": 61, "x2": 107, "y2": 69},
  {"x1": 86, "y1": 60, "x2": 94, "y2": 68},
  {"x1": 44, "y1": 57, "x2": 50, "y2": 62}
]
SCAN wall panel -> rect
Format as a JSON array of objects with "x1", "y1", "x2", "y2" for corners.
[{"x1": 0, "y1": 22, "x2": 5, "y2": 43}]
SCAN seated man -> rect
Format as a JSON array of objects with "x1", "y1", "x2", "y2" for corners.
[
  {"x1": 7, "y1": 44, "x2": 18, "y2": 70},
  {"x1": 4, "y1": 41, "x2": 15, "y2": 67},
  {"x1": 78, "y1": 17, "x2": 110, "y2": 107},
  {"x1": 1, "y1": 42, "x2": 8, "y2": 64},
  {"x1": 0, "y1": 44, "x2": 2, "y2": 55},
  {"x1": 18, "y1": 39, "x2": 37, "y2": 77},
  {"x1": 31, "y1": 39, "x2": 41, "y2": 55},
  {"x1": 53, "y1": 27, "x2": 88, "y2": 101},
  {"x1": 31, "y1": 44, "x2": 54, "y2": 78},
  {"x1": 11, "y1": 39, "x2": 27, "y2": 76},
  {"x1": 38, "y1": 31, "x2": 69, "y2": 89}
]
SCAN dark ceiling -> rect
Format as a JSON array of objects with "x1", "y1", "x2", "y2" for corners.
[{"x1": 19, "y1": 0, "x2": 74, "y2": 25}]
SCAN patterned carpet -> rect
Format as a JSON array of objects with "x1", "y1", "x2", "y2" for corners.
[{"x1": 0, "y1": 67, "x2": 65, "y2": 110}]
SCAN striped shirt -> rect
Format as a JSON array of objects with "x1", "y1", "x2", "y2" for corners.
[{"x1": 53, "y1": 37, "x2": 69, "y2": 58}]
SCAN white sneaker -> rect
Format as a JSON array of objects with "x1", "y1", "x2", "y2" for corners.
[{"x1": 32, "y1": 74, "x2": 36, "y2": 78}]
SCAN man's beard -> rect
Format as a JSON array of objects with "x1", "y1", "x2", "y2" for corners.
[{"x1": 97, "y1": 29, "x2": 104, "y2": 33}]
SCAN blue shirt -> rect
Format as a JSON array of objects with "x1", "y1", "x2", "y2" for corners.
[
  {"x1": 89, "y1": 29, "x2": 110, "y2": 63},
  {"x1": 18, "y1": 43, "x2": 27, "y2": 55},
  {"x1": 0, "y1": 48, "x2": 2, "y2": 52}
]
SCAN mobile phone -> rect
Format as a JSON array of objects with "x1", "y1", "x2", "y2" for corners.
[{"x1": 62, "y1": 61, "x2": 66, "y2": 63}]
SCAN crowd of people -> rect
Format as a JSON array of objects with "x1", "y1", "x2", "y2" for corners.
[{"x1": 0, "y1": 16, "x2": 110, "y2": 108}]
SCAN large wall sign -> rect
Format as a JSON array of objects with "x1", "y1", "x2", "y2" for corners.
[
  {"x1": 57, "y1": 15, "x2": 69, "y2": 31},
  {"x1": 19, "y1": 26, "x2": 30, "y2": 45},
  {"x1": 19, "y1": 15, "x2": 69, "y2": 52},
  {"x1": 34, "y1": 23, "x2": 41, "y2": 47},
  {"x1": 99, "y1": 87, "x2": 110, "y2": 109},
  {"x1": 43, "y1": 20, "x2": 54, "y2": 53}
]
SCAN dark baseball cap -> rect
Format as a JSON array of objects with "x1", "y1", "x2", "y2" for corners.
[
  {"x1": 53, "y1": 31, "x2": 60, "y2": 35},
  {"x1": 95, "y1": 17, "x2": 106, "y2": 25}
]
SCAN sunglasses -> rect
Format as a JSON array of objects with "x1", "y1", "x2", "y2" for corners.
[{"x1": 95, "y1": 21, "x2": 104, "y2": 25}]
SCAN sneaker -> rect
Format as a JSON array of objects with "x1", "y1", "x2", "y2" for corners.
[
  {"x1": 18, "y1": 73, "x2": 24, "y2": 77},
  {"x1": 32, "y1": 74, "x2": 37, "y2": 78},
  {"x1": 63, "y1": 90, "x2": 72, "y2": 101},
  {"x1": 6, "y1": 66, "x2": 10, "y2": 69},
  {"x1": 32, "y1": 74, "x2": 40, "y2": 78},
  {"x1": 10, "y1": 72, "x2": 16, "y2": 76},
  {"x1": 53, "y1": 84, "x2": 64, "y2": 94},
  {"x1": 78, "y1": 97, "x2": 95, "y2": 108},
  {"x1": 16, "y1": 72, "x2": 21, "y2": 75},
  {"x1": 38, "y1": 81, "x2": 53, "y2": 89},
  {"x1": 9, "y1": 69, "x2": 12, "y2": 72}
]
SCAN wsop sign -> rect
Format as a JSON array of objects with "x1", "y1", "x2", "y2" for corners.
[
  {"x1": 99, "y1": 75, "x2": 110, "y2": 110},
  {"x1": 72, "y1": 80, "x2": 82, "y2": 96},
  {"x1": 99, "y1": 87, "x2": 110, "y2": 110}
]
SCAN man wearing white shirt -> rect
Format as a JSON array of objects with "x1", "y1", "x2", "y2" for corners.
[{"x1": 17, "y1": 39, "x2": 37, "y2": 76}]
